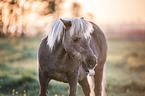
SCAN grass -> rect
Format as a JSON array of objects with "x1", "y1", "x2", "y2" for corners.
[
  {"x1": 0, "y1": 37, "x2": 145, "y2": 96},
  {"x1": 106, "y1": 39, "x2": 145, "y2": 96}
]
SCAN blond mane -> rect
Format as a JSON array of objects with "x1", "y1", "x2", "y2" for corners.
[{"x1": 47, "y1": 18, "x2": 94, "y2": 51}]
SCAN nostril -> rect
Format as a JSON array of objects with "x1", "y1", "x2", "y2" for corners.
[
  {"x1": 88, "y1": 59, "x2": 92, "y2": 63},
  {"x1": 87, "y1": 59, "x2": 95, "y2": 66}
]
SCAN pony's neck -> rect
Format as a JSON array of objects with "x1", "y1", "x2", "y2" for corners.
[
  {"x1": 50, "y1": 39, "x2": 80, "y2": 73},
  {"x1": 52, "y1": 41, "x2": 67, "y2": 60}
]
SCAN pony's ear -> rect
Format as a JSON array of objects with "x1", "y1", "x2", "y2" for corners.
[
  {"x1": 60, "y1": 19, "x2": 71, "y2": 29},
  {"x1": 80, "y1": 17, "x2": 84, "y2": 19}
]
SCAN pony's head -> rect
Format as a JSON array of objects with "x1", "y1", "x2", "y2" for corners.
[{"x1": 47, "y1": 18, "x2": 97, "y2": 72}]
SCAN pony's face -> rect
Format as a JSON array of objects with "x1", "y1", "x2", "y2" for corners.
[{"x1": 61, "y1": 19, "x2": 97, "y2": 72}]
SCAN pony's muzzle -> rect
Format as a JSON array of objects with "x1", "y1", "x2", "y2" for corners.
[
  {"x1": 87, "y1": 55, "x2": 98, "y2": 76},
  {"x1": 86, "y1": 55, "x2": 97, "y2": 69}
]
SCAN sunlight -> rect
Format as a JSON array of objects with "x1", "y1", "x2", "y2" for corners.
[
  {"x1": 62, "y1": 0, "x2": 145, "y2": 24},
  {"x1": 0, "y1": 0, "x2": 145, "y2": 37}
]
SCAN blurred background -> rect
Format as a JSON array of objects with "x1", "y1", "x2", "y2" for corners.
[{"x1": 0, "y1": 0, "x2": 145, "y2": 96}]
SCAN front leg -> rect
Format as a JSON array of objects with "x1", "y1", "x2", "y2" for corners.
[
  {"x1": 67, "y1": 69, "x2": 79, "y2": 96},
  {"x1": 79, "y1": 77, "x2": 90, "y2": 96},
  {"x1": 38, "y1": 68, "x2": 51, "y2": 96}
]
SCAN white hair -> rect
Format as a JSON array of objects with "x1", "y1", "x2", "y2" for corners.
[{"x1": 47, "y1": 18, "x2": 94, "y2": 51}]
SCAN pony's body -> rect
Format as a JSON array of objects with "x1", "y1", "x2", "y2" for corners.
[
  {"x1": 38, "y1": 37, "x2": 88, "y2": 82},
  {"x1": 38, "y1": 18, "x2": 107, "y2": 96}
]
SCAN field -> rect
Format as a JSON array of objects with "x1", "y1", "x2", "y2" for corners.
[{"x1": 0, "y1": 37, "x2": 145, "y2": 96}]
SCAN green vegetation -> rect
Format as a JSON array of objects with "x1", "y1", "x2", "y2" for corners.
[
  {"x1": 106, "y1": 39, "x2": 145, "y2": 96},
  {"x1": 0, "y1": 38, "x2": 145, "y2": 96}
]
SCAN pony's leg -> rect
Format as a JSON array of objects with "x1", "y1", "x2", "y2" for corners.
[
  {"x1": 38, "y1": 70, "x2": 51, "y2": 96},
  {"x1": 79, "y1": 77, "x2": 90, "y2": 96},
  {"x1": 94, "y1": 65, "x2": 104, "y2": 96},
  {"x1": 68, "y1": 70, "x2": 79, "y2": 96}
]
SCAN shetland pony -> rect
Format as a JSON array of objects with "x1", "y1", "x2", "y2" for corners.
[{"x1": 38, "y1": 18, "x2": 107, "y2": 96}]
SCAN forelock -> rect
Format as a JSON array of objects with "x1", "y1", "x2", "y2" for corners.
[
  {"x1": 46, "y1": 18, "x2": 94, "y2": 51},
  {"x1": 69, "y1": 18, "x2": 94, "y2": 38}
]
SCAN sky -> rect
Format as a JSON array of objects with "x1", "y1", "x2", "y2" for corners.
[{"x1": 62, "y1": 0, "x2": 145, "y2": 24}]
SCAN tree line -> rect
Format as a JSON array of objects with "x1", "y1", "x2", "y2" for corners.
[{"x1": 0, "y1": 0, "x2": 63, "y2": 37}]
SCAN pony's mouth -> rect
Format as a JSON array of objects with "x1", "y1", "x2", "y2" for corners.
[
  {"x1": 82, "y1": 63, "x2": 96, "y2": 76},
  {"x1": 81, "y1": 59, "x2": 97, "y2": 76},
  {"x1": 88, "y1": 69, "x2": 95, "y2": 76}
]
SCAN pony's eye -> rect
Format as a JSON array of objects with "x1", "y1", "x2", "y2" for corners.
[{"x1": 73, "y1": 37, "x2": 80, "y2": 42}]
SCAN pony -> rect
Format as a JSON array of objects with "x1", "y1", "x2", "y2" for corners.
[{"x1": 38, "y1": 17, "x2": 107, "y2": 96}]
